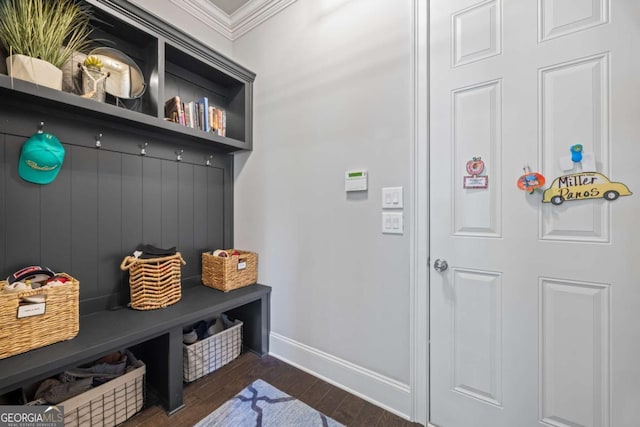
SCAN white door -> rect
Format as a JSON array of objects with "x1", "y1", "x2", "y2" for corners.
[{"x1": 429, "y1": 1, "x2": 640, "y2": 426}]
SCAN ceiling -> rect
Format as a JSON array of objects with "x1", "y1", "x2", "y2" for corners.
[
  {"x1": 207, "y1": 0, "x2": 251, "y2": 15},
  {"x1": 170, "y1": 0, "x2": 297, "y2": 40}
]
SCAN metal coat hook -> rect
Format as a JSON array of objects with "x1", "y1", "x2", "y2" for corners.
[
  {"x1": 37, "y1": 121, "x2": 44, "y2": 134},
  {"x1": 175, "y1": 149, "x2": 184, "y2": 162},
  {"x1": 206, "y1": 155, "x2": 213, "y2": 166},
  {"x1": 140, "y1": 142, "x2": 149, "y2": 156},
  {"x1": 95, "y1": 133, "x2": 102, "y2": 149}
]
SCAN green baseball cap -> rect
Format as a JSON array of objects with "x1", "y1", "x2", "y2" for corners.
[{"x1": 18, "y1": 132, "x2": 65, "y2": 184}]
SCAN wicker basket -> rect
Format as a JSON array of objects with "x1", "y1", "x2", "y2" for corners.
[
  {"x1": 0, "y1": 273, "x2": 79, "y2": 360},
  {"x1": 183, "y1": 319, "x2": 242, "y2": 382},
  {"x1": 62, "y1": 359, "x2": 145, "y2": 427},
  {"x1": 201, "y1": 250, "x2": 257, "y2": 292},
  {"x1": 120, "y1": 253, "x2": 186, "y2": 310}
]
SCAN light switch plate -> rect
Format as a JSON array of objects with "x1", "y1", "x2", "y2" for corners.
[
  {"x1": 382, "y1": 212, "x2": 403, "y2": 234},
  {"x1": 382, "y1": 187, "x2": 403, "y2": 209}
]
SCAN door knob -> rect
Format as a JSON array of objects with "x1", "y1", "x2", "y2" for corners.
[{"x1": 433, "y1": 259, "x2": 448, "y2": 272}]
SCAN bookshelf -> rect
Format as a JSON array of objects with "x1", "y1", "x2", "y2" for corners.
[{"x1": 0, "y1": 0, "x2": 255, "y2": 153}]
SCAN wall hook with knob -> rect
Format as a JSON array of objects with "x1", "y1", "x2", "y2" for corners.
[
  {"x1": 140, "y1": 142, "x2": 149, "y2": 156},
  {"x1": 206, "y1": 155, "x2": 213, "y2": 166},
  {"x1": 176, "y1": 149, "x2": 184, "y2": 162},
  {"x1": 37, "y1": 121, "x2": 45, "y2": 134},
  {"x1": 95, "y1": 133, "x2": 102, "y2": 149}
]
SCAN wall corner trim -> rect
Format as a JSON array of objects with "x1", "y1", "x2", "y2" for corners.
[
  {"x1": 269, "y1": 332, "x2": 413, "y2": 420},
  {"x1": 169, "y1": 0, "x2": 299, "y2": 41}
]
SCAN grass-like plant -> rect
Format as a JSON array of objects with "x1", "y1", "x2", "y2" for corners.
[{"x1": 0, "y1": 0, "x2": 93, "y2": 69}]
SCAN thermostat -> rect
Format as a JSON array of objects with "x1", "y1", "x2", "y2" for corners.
[{"x1": 345, "y1": 170, "x2": 368, "y2": 192}]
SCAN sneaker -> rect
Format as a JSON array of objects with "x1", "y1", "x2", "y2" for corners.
[
  {"x1": 208, "y1": 318, "x2": 224, "y2": 336},
  {"x1": 63, "y1": 355, "x2": 127, "y2": 380},
  {"x1": 183, "y1": 329, "x2": 198, "y2": 345}
]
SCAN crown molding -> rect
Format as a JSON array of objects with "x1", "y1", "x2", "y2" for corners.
[{"x1": 169, "y1": 0, "x2": 298, "y2": 41}]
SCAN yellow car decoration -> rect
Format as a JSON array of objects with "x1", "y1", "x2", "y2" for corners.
[{"x1": 542, "y1": 172, "x2": 632, "y2": 205}]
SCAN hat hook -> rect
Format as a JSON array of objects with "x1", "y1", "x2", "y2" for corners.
[
  {"x1": 206, "y1": 154, "x2": 213, "y2": 166},
  {"x1": 95, "y1": 133, "x2": 102, "y2": 149},
  {"x1": 37, "y1": 121, "x2": 44, "y2": 134},
  {"x1": 139, "y1": 142, "x2": 149, "y2": 156},
  {"x1": 175, "y1": 149, "x2": 184, "y2": 162}
]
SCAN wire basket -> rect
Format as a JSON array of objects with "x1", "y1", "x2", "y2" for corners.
[
  {"x1": 120, "y1": 253, "x2": 186, "y2": 310},
  {"x1": 0, "y1": 273, "x2": 79, "y2": 360},
  {"x1": 183, "y1": 319, "x2": 242, "y2": 382},
  {"x1": 62, "y1": 358, "x2": 145, "y2": 427}
]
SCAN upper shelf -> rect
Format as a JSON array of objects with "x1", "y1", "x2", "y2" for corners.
[{"x1": 0, "y1": 0, "x2": 255, "y2": 153}]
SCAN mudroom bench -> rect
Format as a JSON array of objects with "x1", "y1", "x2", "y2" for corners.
[{"x1": 0, "y1": 280, "x2": 271, "y2": 413}]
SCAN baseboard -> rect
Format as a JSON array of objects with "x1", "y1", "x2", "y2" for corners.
[{"x1": 269, "y1": 332, "x2": 412, "y2": 420}]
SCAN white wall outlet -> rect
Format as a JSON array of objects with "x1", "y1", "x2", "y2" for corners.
[
  {"x1": 382, "y1": 186, "x2": 403, "y2": 209},
  {"x1": 382, "y1": 212, "x2": 403, "y2": 234}
]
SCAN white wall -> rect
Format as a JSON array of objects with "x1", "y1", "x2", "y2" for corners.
[
  {"x1": 232, "y1": 0, "x2": 415, "y2": 415},
  {"x1": 126, "y1": 0, "x2": 232, "y2": 56}
]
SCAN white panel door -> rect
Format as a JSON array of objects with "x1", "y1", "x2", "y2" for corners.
[{"x1": 429, "y1": 1, "x2": 640, "y2": 426}]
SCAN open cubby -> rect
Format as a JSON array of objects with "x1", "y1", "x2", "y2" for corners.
[
  {"x1": 0, "y1": 0, "x2": 255, "y2": 152},
  {"x1": 164, "y1": 43, "x2": 247, "y2": 143},
  {"x1": 87, "y1": 6, "x2": 159, "y2": 116}
]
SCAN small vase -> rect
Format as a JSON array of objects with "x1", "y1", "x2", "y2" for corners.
[
  {"x1": 81, "y1": 65, "x2": 108, "y2": 102},
  {"x1": 6, "y1": 54, "x2": 63, "y2": 90}
]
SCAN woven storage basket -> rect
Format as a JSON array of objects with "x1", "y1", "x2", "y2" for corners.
[
  {"x1": 201, "y1": 250, "x2": 257, "y2": 292},
  {"x1": 120, "y1": 253, "x2": 186, "y2": 310},
  {"x1": 0, "y1": 273, "x2": 79, "y2": 360},
  {"x1": 183, "y1": 319, "x2": 242, "y2": 382},
  {"x1": 62, "y1": 359, "x2": 145, "y2": 427}
]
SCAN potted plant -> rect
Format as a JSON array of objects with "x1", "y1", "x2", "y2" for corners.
[{"x1": 0, "y1": 0, "x2": 93, "y2": 90}]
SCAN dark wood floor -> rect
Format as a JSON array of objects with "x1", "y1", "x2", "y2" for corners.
[{"x1": 122, "y1": 351, "x2": 421, "y2": 427}]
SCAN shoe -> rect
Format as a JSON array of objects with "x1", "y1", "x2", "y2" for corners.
[
  {"x1": 63, "y1": 354, "x2": 127, "y2": 380},
  {"x1": 183, "y1": 329, "x2": 198, "y2": 345},
  {"x1": 195, "y1": 320, "x2": 208, "y2": 340},
  {"x1": 37, "y1": 377, "x2": 93, "y2": 404},
  {"x1": 220, "y1": 313, "x2": 235, "y2": 329},
  {"x1": 208, "y1": 318, "x2": 224, "y2": 336}
]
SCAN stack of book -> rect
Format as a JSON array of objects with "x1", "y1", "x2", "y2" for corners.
[{"x1": 164, "y1": 96, "x2": 227, "y2": 137}]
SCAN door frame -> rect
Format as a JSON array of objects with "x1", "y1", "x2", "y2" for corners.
[{"x1": 410, "y1": 0, "x2": 430, "y2": 424}]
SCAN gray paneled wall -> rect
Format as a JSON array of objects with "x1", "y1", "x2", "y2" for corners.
[{"x1": 0, "y1": 103, "x2": 232, "y2": 314}]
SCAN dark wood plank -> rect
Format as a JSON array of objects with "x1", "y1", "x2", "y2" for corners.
[
  {"x1": 331, "y1": 392, "x2": 368, "y2": 426},
  {"x1": 121, "y1": 353, "x2": 419, "y2": 427},
  {"x1": 350, "y1": 400, "x2": 387, "y2": 427},
  {"x1": 314, "y1": 385, "x2": 349, "y2": 421}
]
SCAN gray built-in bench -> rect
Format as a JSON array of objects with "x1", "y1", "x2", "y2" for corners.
[{"x1": 0, "y1": 280, "x2": 270, "y2": 413}]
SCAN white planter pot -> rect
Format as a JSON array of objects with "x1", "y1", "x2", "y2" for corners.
[{"x1": 6, "y1": 54, "x2": 63, "y2": 90}]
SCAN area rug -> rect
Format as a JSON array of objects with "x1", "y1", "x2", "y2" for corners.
[{"x1": 194, "y1": 379, "x2": 344, "y2": 427}]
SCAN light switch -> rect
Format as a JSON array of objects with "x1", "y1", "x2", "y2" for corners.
[
  {"x1": 382, "y1": 212, "x2": 403, "y2": 234},
  {"x1": 382, "y1": 187, "x2": 403, "y2": 209}
]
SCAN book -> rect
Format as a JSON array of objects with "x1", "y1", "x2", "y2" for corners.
[
  {"x1": 164, "y1": 96, "x2": 182, "y2": 124},
  {"x1": 185, "y1": 101, "x2": 195, "y2": 128},
  {"x1": 197, "y1": 97, "x2": 209, "y2": 132}
]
